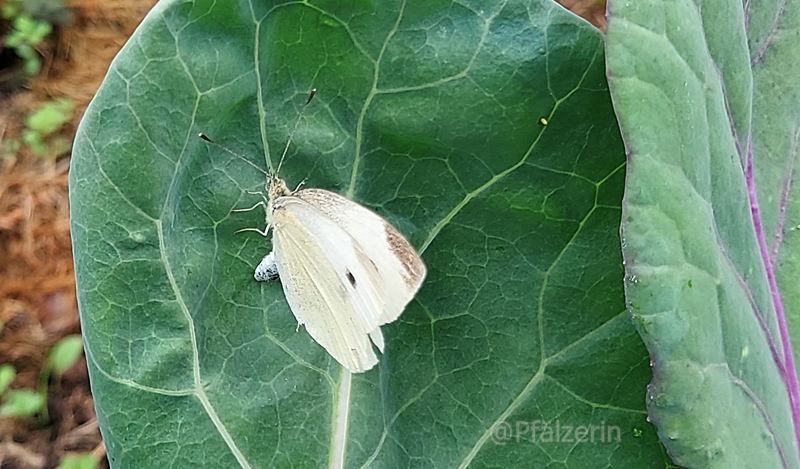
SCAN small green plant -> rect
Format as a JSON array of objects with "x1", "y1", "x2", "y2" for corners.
[
  {"x1": 3, "y1": 15, "x2": 52, "y2": 75},
  {"x1": 3, "y1": 0, "x2": 71, "y2": 24},
  {"x1": 0, "y1": 334, "x2": 84, "y2": 418},
  {"x1": 0, "y1": 363, "x2": 16, "y2": 394},
  {"x1": 58, "y1": 453, "x2": 99, "y2": 469},
  {"x1": 2, "y1": 0, "x2": 69, "y2": 75},
  {"x1": 23, "y1": 98, "x2": 74, "y2": 157}
]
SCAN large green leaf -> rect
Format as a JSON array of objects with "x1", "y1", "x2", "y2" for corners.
[
  {"x1": 607, "y1": 0, "x2": 800, "y2": 467},
  {"x1": 71, "y1": 1, "x2": 672, "y2": 467}
]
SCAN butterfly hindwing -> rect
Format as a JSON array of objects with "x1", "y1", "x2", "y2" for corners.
[{"x1": 271, "y1": 202, "x2": 378, "y2": 372}]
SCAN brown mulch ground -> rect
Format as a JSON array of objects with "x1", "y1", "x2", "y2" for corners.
[
  {"x1": 0, "y1": 1, "x2": 158, "y2": 468},
  {"x1": 0, "y1": 2, "x2": 605, "y2": 468}
]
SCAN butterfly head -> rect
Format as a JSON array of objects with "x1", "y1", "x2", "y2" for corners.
[{"x1": 267, "y1": 173, "x2": 291, "y2": 206}]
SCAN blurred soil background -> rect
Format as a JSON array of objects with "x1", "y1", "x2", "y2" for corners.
[{"x1": 0, "y1": 1, "x2": 605, "y2": 468}]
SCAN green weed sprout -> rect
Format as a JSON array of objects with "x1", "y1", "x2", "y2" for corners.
[
  {"x1": 3, "y1": 14, "x2": 52, "y2": 75},
  {"x1": 23, "y1": 98, "x2": 74, "y2": 157},
  {"x1": 0, "y1": 334, "x2": 83, "y2": 418},
  {"x1": 58, "y1": 453, "x2": 99, "y2": 469}
]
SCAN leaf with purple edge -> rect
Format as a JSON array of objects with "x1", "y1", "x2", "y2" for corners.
[
  {"x1": 607, "y1": 0, "x2": 800, "y2": 467},
  {"x1": 749, "y1": 0, "x2": 800, "y2": 399}
]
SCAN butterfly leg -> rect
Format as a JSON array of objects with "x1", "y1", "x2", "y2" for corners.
[
  {"x1": 254, "y1": 251, "x2": 279, "y2": 281},
  {"x1": 232, "y1": 200, "x2": 266, "y2": 213},
  {"x1": 235, "y1": 226, "x2": 272, "y2": 237},
  {"x1": 233, "y1": 191, "x2": 272, "y2": 236}
]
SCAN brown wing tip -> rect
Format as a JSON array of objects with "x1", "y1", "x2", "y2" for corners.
[{"x1": 385, "y1": 225, "x2": 427, "y2": 290}]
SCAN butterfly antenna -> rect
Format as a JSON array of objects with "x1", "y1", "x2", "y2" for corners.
[
  {"x1": 275, "y1": 88, "x2": 317, "y2": 176},
  {"x1": 198, "y1": 133, "x2": 268, "y2": 176}
]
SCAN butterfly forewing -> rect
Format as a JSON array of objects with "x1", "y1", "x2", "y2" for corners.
[
  {"x1": 271, "y1": 203, "x2": 379, "y2": 373},
  {"x1": 277, "y1": 194, "x2": 392, "y2": 334},
  {"x1": 292, "y1": 189, "x2": 427, "y2": 324}
]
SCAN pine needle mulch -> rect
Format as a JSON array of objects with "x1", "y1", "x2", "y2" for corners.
[{"x1": 0, "y1": 1, "x2": 156, "y2": 468}]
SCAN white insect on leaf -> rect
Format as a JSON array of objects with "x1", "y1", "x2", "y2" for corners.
[{"x1": 201, "y1": 90, "x2": 426, "y2": 373}]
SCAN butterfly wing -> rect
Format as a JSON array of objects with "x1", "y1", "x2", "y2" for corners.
[
  {"x1": 292, "y1": 189, "x2": 427, "y2": 325},
  {"x1": 271, "y1": 202, "x2": 379, "y2": 373},
  {"x1": 270, "y1": 190, "x2": 426, "y2": 373}
]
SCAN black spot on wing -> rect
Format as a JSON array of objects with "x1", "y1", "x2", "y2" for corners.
[{"x1": 345, "y1": 270, "x2": 356, "y2": 287}]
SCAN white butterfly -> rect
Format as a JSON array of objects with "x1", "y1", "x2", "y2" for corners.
[
  {"x1": 253, "y1": 175, "x2": 426, "y2": 373},
  {"x1": 203, "y1": 90, "x2": 426, "y2": 373}
]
